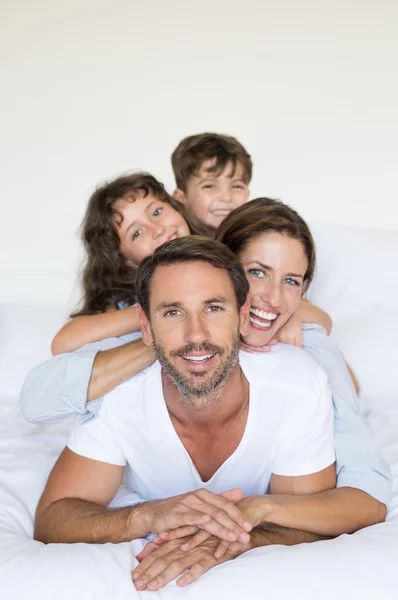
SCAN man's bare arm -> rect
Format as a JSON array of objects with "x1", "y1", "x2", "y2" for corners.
[
  {"x1": 35, "y1": 449, "x2": 253, "y2": 545},
  {"x1": 87, "y1": 339, "x2": 155, "y2": 402}
]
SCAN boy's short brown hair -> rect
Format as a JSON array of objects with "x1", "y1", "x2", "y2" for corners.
[{"x1": 171, "y1": 132, "x2": 252, "y2": 192}]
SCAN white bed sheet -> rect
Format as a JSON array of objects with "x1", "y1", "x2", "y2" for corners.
[{"x1": 1, "y1": 395, "x2": 397, "y2": 600}]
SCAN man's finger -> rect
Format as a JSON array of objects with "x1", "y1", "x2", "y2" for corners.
[
  {"x1": 192, "y1": 489, "x2": 253, "y2": 534},
  {"x1": 136, "y1": 541, "x2": 161, "y2": 562},
  {"x1": 177, "y1": 557, "x2": 219, "y2": 587},
  {"x1": 180, "y1": 529, "x2": 211, "y2": 551},
  {"x1": 146, "y1": 554, "x2": 198, "y2": 591},
  {"x1": 153, "y1": 525, "x2": 199, "y2": 543},
  {"x1": 214, "y1": 539, "x2": 230, "y2": 559}
]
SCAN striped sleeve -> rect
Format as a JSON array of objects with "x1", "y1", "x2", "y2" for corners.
[
  {"x1": 302, "y1": 323, "x2": 392, "y2": 507},
  {"x1": 19, "y1": 333, "x2": 141, "y2": 425}
]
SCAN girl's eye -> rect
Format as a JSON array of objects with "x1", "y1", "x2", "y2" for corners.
[
  {"x1": 132, "y1": 229, "x2": 143, "y2": 241},
  {"x1": 153, "y1": 207, "x2": 163, "y2": 218},
  {"x1": 284, "y1": 277, "x2": 300, "y2": 286},
  {"x1": 248, "y1": 268, "x2": 265, "y2": 278}
]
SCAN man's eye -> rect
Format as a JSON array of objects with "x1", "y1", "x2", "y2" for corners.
[
  {"x1": 132, "y1": 230, "x2": 143, "y2": 241},
  {"x1": 153, "y1": 207, "x2": 163, "y2": 217},
  {"x1": 248, "y1": 268, "x2": 265, "y2": 278},
  {"x1": 164, "y1": 309, "x2": 181, "y2": 317},
  {"x1": 207, "y1": 305, "x2": 223, "y2": 312}
]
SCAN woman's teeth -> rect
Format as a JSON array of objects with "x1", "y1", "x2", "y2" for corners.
[{"x1": 249, "y1": 308, "x2": 278, "y2": 329}]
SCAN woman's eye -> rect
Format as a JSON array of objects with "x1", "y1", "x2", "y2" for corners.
[
  {"x1": 248, "y1": 268, "x2": 265, "y2": 278},
  {"x1": 284, "y1": 277, "x2": 300, "y2": 286},
  {"x1": 153, "y1": 207, "x2": 163, "y2": 217},
  {"x1": 132, "y1": 230, "x2": 143, "y2": 241}
]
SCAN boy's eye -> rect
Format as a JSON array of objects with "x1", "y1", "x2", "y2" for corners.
[
  {"x1": 232, "y1": 183, "x2": 245, "y2": 189},
  {"x1": 153, "y1": 207, "x2": 163, "y2": 217},
  {"x1": 132, "y1": 229, "x2": 143, "y2": 241},
  {"x1": 202, "y1": 184, "x2": 214, "y2": 189},
  {"x1": 248, "y1": 268, "x2": 265, "y2": 278}
]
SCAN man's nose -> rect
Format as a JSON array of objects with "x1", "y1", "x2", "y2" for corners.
[{"x1": 185, "y1": 314, "x2": 209, "y2": 344}]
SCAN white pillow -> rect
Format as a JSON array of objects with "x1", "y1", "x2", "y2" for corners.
[
  {"x1": 308, "y1": 224, "x2": 398, "y2": 405},
  {"x1": 0, "y1": 303, "x2": 67, "y2": 400}
]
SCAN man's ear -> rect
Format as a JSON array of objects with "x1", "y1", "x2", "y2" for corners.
[
  {"x1": 239, "y1": 297, "x2": 251, "y2": 337},
  {"x1": 172, "y1": 189, "x2": 186, "y2": 204},
  {"x1": 136, "y1": 304, "x2": 153, "y2": 346}
]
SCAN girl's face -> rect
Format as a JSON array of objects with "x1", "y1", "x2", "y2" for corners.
[
  {"x1": 239, "y1": 231, "x2": 308, "y2": 347},
  {"x1": 114, "y1": 192, "x2": 190, "y2": 266}
]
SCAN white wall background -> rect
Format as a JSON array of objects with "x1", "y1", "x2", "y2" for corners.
[{"x1": 1, "y1": 0, "x2": 397, "y2": 310}]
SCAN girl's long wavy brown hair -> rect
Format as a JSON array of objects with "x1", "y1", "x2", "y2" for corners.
[{"x1": 72, "y1": 172, "x2": 191, "y2": 317}]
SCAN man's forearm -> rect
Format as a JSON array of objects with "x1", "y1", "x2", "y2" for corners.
[
  {"x1": 265, "y1": 488, "x2": 386, "y2": 536},
  {"x1": 88, "y1": 339, "x2": 155, "y2": 402},
  {"x1": 34, "y1": 498, "x2": 150, "y2": 544}
]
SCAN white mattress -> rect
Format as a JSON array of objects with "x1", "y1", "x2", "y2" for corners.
[{"x1": 1, "y1": 394, "x2": 397, "y2": 600}]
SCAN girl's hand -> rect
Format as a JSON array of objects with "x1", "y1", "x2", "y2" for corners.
[{"x1": 274, "y1": 314, "x2": 303, "y2": 347}]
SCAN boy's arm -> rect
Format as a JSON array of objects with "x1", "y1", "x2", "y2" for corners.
[
  {"x1": 52, "y1": 306, "x2": 141, "y2": 355},
  {"x1": 20, "y1": 337, "x2": 155, "y2": 424}
]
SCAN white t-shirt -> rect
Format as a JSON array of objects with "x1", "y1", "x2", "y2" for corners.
[{"x1": 68, "y1": 344, "x2": 335, "y2": 500}]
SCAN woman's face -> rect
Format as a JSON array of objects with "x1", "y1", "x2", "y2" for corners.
[
  {"x1": 114, "y1": 192, "x2": 190, "y2": 266},
  {"x1": 239, "y1": 231, "x2": 308, "y2": 347}
]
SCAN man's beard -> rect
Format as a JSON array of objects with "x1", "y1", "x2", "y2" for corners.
[{"x1": 152, "y1": 333, "x2": 240, "y2": 406}]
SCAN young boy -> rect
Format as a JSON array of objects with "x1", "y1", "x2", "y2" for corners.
[{"x1": 171, "y1": 132, "x2": 252, "y2": 235}]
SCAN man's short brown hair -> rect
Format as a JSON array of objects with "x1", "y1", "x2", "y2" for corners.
[
  {"x1": 171, "y1": 132, "x2": 252, "y2": 192},
  {"x1": 136, "y1": 235, "x2": 250, "y2": 317}
]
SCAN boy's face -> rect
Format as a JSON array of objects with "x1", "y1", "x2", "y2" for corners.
[{"x1": 175, "y1": 159, "x2": 250, "y2": 230}]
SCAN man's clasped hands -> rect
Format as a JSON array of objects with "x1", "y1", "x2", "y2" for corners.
[{"x1": 132, "y1": 487, "x2": 271, "y2": 591}]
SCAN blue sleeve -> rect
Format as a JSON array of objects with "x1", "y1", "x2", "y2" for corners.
[
  {"x1": 302, "y1": 324, "x2": 391, "y2": 507},
  {"x1": 19, "y1": 334, "x2": 141, "y2": 426}
]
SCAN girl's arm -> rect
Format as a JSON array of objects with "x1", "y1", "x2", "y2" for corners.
[
  {"x1": 51, "y1": 306, "x2": 140, "y2": 355},
  {"x1": 295, "y1": 298, "x2": 333, "y2": 333}
]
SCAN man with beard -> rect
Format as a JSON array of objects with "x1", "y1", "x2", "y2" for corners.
[{"x1": 34, "y1": 236, "x2": 336, "y2": 590}]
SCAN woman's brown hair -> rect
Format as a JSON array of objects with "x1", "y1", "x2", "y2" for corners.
[
  {"x1": 72, "y1": 172, "x2": 191, "y2": 317},
  {"x1": 216, "y1": 198, "x2": 316, "y2": 293}
]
